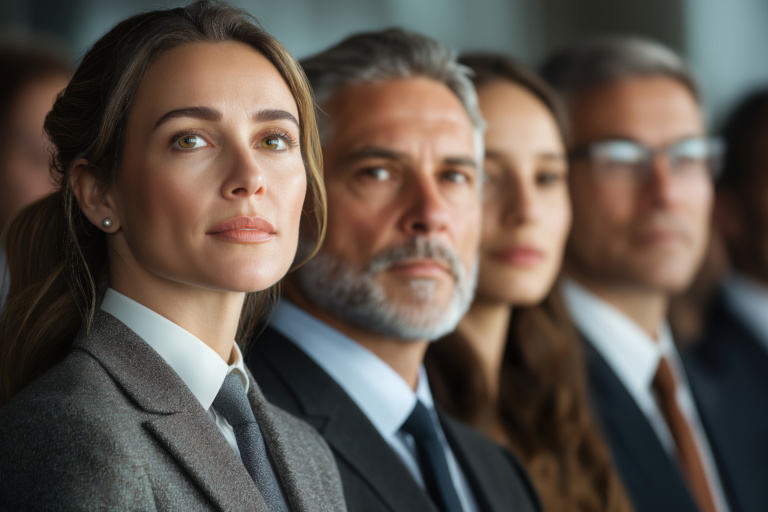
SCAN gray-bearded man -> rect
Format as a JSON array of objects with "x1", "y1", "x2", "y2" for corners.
[{"x1": 245, "y1": 28, "x2": 541, "y2": 512}]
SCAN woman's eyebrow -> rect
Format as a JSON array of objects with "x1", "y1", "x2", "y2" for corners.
[
  {"x1": 153, "y1": 106, "x2": 221, "y2": 130},
  {"x1": 254, "y1": 108, "x2": 299, "y2": 127},
  {"x1": 153, "y1": 106, "x2": 298, "y2": 131}
]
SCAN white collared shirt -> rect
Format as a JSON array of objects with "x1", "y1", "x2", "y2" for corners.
[
  {"x1": 723, "y1": 272, "x2": 768, "y2": 354},
  {"x1": 101, "y1": 288, "x2": 248, "y2": 459},
  {"x1": 562, "y1": 279, "x2": 730, "y2": 512},
  {"x1": 270, "y1": 300, "x2": 478, "y2": 512}
]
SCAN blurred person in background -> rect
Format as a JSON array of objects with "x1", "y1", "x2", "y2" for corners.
[
  {"x1": 246, "y1": 29, "x2": 542, "y2": 512},
  {"x1": 668, "y1": 230, "x2": 729, "y2": 347},
  {"x1": 542, "y1": 37, "x2": 731, "y2": 512},
  {"x1": 0, "y1": 41, "x2": 68, "y2": 231},
  {"x1": 0, "y1": 41, "x2": 69, "y2": 310},
  {"x1": 426, "y1": 53, "x2": 633, "y2": 512},
  {"x1": 683, "y1": 88, "x2": 768, "y2": 512}
]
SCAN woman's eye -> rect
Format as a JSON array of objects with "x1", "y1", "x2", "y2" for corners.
[
  {"x1": 259, "y1": 135, "x2": 287, "y2": 150},
  {"x1": 176, "y1": 134, "x2": 207, "y2": 149}
]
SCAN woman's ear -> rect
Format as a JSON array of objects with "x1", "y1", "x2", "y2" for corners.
[{"x1": 71, "y1": 159, "x2": 120, "y2": 233}]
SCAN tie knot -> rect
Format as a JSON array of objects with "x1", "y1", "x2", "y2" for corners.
[
  {"x1": 401, "y1": 401, "x2": 438, "y2": 442},
  {"x1": 212, "y1": 373, "x2": 255, "y2": 427}
]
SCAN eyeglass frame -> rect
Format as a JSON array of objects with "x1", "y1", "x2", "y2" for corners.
[{"x1": 567, "y1": 136, "x2": 725, "y2": 184}]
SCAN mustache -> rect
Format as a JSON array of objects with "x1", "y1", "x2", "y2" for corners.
[{"x1": 365, "y1": 237, "x2": 464, "y2": 281}]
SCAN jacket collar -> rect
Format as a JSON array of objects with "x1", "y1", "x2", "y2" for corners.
[
  {"x1": 75, "y1": 311, "x2": 270, "y2": 511},
  {"x1": 253, "y1": 325, "x2": 440, "y2": 512}
]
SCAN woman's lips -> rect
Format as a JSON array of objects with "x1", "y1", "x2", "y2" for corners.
[
  {"x1": 207, "y1": 216, "x2": 276, "y2": 243},
  {"x1": 490, "y1": 246, "x2": 544, "y2": 267}
]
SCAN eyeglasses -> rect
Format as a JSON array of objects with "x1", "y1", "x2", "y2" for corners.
[{"x1": 569, "y1": 137, "x2": 724, "y2": 185}]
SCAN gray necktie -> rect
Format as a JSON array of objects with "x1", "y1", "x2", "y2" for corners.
[{"x1": 213, "y1": 374, "x2": 289, "y2": 511}]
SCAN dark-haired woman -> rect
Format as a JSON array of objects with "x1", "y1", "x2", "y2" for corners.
[
  {"x1": 426, "y1": 54, "x2": 633, "y2": 512},
  {"x1": 0, "y1": 2, "x2": 345, "y2": 510}
]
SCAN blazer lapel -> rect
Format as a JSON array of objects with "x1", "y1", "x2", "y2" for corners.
[
  {"x1": 254, "y1": 328, "x2": 439, "y2": 512},
  {"x1": 320, "y1": 404, "x2": 439, "y2": 512},
  {"x1": 244, "y1": 367, "x2": 311, "y2": 512},
  {"x1": 75, "y1": 311, "x2": 264, "y2": 512},
  {"x1": 438, "y1": 413, "x2": 503, "y2": 512},
  {"x1": 583, "y1": 340, "x2": 698, "y2": 511},
  {"x1": 685, "y1": 297, "x2": 768, "y2": 512},
  {"x1": 145, "y1": 413, "x2": 267, "y2": 511}
]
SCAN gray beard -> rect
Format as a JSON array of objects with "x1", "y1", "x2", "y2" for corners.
[{"x1": 295, "y1": 237, "x2": 477, "y2": 341}]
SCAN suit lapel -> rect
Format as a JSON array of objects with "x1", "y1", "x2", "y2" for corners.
[
  {"x1": 439, "y1": 413, "x2": 496, "y2": 511},
  {"x1": 583, "y1": 339, "x2": 698, "y2": 511},
  {"x1": 245, "y1": 367, "x2": 311, "y2": 512},
  {"x1": 145, "y1": 413, "x2": 266, "y2": 511},
  {"x1": 438, "y1": 409, "x2": 511, "y2": 510},
  {"x1": 254, "y1": 328, "x2": 439, "y2": 512},
  {"x1": 686, "y1": 297, "x2": 768, "y2": 512},
  {"x1": 75, "y1": 311, "x2": 263, "y2": 511},
  {"x1": 320, "y1": 402, "x2": 439, "y2": 512}
]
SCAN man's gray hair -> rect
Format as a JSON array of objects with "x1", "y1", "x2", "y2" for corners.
[
  {"x1": 541, "y1": 36, "x2": 700, "y2": 101},
  {"x1": 301, "y1": 28, "x2": 484, "y2": 155}
]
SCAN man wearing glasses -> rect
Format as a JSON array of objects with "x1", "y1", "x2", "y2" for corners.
[{"x1": 542, "y1": 38, "x2": 731, "y2": 512}]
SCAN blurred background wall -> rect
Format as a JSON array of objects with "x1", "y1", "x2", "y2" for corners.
[{"x1": 2, "y1": 0, "x2": 767, "y2": 126}]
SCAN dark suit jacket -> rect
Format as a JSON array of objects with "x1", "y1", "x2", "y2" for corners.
[
  {"x1": 582, "y1": 338, "x2": 702, "y2": 512},
  {"x1": 246, "y1": 325, "x2": 542, "y2": 512},
  {"x1": 0, "y1": 311, "x2": 346, "y2": 512},
  {"x1": 683, "y1": 294, "x2": 768, "y2": 512}
]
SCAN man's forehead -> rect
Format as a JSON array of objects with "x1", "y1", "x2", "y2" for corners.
[
  {"x1": 324, "y1": 79, "x2": 474, "y2": 148},
  {"x1": 567, "y1": 76, "x2": 703, "y2": 146},
  {"x1": 326, "y1": 77, "x2": 472, "y2": 128}
]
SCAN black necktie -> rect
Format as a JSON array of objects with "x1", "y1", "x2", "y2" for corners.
[
  {"x1": 213, "y1": 374, "x2": 289, "y2": 511},
  {"x1": 401, "y1": 401, "x2": 464, "y2": 512}
]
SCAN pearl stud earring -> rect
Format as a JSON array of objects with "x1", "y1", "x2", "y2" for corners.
[{"x1": 101, "y1": 218, "x2": 113, "y2": 229}]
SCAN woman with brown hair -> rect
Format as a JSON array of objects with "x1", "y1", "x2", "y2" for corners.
[
  {"x1": 426, "y1": 54, "x2": 632, "y2": 512},
  {"x1": 0, "y1": 2, "x2": 345, "y2": 510}
]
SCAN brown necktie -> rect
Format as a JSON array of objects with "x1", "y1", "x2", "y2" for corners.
[{"x1": 653, "y1": 357, "x2": 718, "y2": 512}]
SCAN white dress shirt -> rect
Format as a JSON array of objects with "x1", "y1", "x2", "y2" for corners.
[
  {"x1": 562, "y1": 279, "x2": 730, "y2": 512},
  {"x1": 101, "y1": 288, "x2": 248, "y2": 459},
  {"x1": 723, "y1": 272, "x2": 768, "y2": 354},
  {"x1": 270, "y1": 300, "x2": 479, "y2": 512}
]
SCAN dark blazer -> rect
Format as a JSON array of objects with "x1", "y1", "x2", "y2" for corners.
[
  {"x1": 246, "y1": 325, "x2": 542, "y2": 512},
  {"x1": 0, "y1": 311, "x2": 346, "y2": 512},
  {"x1": 582, "y1": 338, "x2": 701, "y2": 512},
  {"x1": 683, "y1": 294, "x2": 768, "y2": 512}
]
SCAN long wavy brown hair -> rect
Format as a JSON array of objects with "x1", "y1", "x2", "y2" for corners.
[
  {"x1": 0, "y1": 0, "x2": 326, "y2": 407},
  {"x1": 425, "y1": 53, "x2": 632, "y2": 512}
]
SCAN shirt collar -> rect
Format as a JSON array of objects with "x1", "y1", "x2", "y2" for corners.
[
  {"x1": 100, "y1": 288, "x2": 247, "y2": 411},
  {"x1": 270, "y1": 300, "x2": 431, "y2": 437},
  {"x1": 561, "y1": 278, "x2": 678, "y2": 397},
  {"x1": 723, "y1": 272, "x2": 768, "y2": 351}
]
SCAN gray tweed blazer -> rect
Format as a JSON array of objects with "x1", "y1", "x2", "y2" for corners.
[{"x1": 0, "y1": 311, "x2": 347, "y2": 511}]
